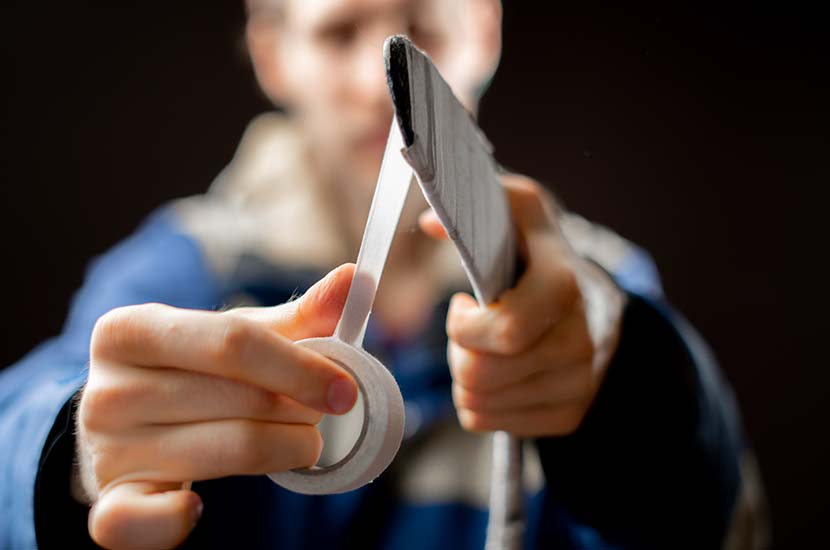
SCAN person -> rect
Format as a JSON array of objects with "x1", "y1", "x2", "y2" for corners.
[{"x1": 0, "y1": 0, "x2": 768, "y2": 548}]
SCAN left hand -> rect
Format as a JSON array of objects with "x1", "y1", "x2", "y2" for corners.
[{"x1": 419, "y1": 174, "x2": 626, "y2": 437}]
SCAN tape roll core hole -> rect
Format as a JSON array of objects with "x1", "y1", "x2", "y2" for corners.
[{"x1": 312, "y1": 361, "x2": 369, "y2": 470}]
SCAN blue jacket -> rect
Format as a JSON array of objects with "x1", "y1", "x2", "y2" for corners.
[{"x1": 0, "y1": 206, "x2": 758, "y2": 549}]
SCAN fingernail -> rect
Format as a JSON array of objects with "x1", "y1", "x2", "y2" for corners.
[{"x1": 327, "y1": 377, "x2": 356, "y2": 414}]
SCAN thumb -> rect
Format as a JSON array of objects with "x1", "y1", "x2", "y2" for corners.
[
  {"x1": 89, "y1": 481, "x2": 202, "y2": 550},
  {"x1": 236, "y1": 263, "x2": 356, "y2": 341}
]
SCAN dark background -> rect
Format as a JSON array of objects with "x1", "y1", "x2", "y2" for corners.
[{"x1": 3, "y1": 2, "x2": 827, "y2": 547}]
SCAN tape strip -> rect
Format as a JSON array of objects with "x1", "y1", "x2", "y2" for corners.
[
  {"x1": 268, "y1": 122, "x2": 411, "y2": 494},
  {"x1": 272, "y1": 40, "x2": 525, "y2": 550}
]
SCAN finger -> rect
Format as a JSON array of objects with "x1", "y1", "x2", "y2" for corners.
[
  {"x1": 437, "y1": 175, "x2": 576, "y2": 354},
  {"x1": 83, "y1": 366, "x2": 323, "y2": 430},
  {"x1": 451, "y1": 362, "x2": 593, "y2": 414},
  {"x1": 454, "y1": 175, "x2": 579, "y2": 352},
  {"x1": 95, "y1": 420, "x2": 323, "y2": 486},
  {"x1": 236, "y1": 262, "x2": 355, "y2": 340},
  {"x1": 501, "y1": 174, "x2": 560, "y2": 236},
  {"x1": 91, "y1": 262, "x2": 354, "y2": 366},
  {"x1": 447, "y1": 312, "x2": 594, "y2": 392},
  {"x1": 89, "y1": 481, "x2": 202, "y2": 550},
  {"x1": 446, "y1": 260, "x2": 581, "y2": 355},
  {"x1": 457, "y1": 401, "x2": 589, "y2": 438},
  {"x1": 91, "y1": 307, "x2": 357, "y2": 415},
  {"x1": 418, "y1": 209, "x2": 450, "y2": 240}
]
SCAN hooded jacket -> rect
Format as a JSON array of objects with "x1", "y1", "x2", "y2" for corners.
[{"x1": 1, "y1": 114, "x2": 767, "y2": 549}]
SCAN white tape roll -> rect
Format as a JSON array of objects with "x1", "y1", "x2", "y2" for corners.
[
  {"x1": 268, "y1": 336, "x2": 404, "y2": 494},
  {"x1": 269, "y1": 121, "x2": 411, "y2": 494}
]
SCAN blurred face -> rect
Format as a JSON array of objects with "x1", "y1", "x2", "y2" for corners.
[{"x1": 248, "y1": 0, "x2": 501, "y2": 190}]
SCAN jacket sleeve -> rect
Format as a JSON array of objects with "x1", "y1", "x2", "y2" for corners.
[
  {"x1": 532, "y1": 246, "x2": 766, "y2": 549},
  {"x1": 0, "y1": 207, "x2": 224, "y2": 548}
]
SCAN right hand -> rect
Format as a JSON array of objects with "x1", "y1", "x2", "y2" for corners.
[{"x1": 77, "y1": 264, "x2": 358, "y2": 549}]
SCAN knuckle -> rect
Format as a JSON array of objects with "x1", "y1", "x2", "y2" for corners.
[
  {"x1": 507, "y1": 173, "x2": 543, "y2": 196},
  {"x1": 80, "y1": 372, "x2": 155, "y2": 432},
  {"x1": 451, "y1": 384, "x2": 475, "y2": 410},
  {"x1": 446, "y1": 340, "x2": 462, "y2": 369},
  {"x1": 494, "y1": 312, "x2": 526, "y2": 355},
  {"x1": 445, "y1": 294, "x2": 476, "y2": 343},
  {"x1": 243, "y1": 386, "x2": 279, "y2": 418},
  {"x1": 90, "y1": 306, "x2": 136, "y2": 360},
  {"x1": 91, "y1": 303, "x2": 171, "y2": 360},
  {"x1": 445, "y1": 314, "x2": 465, "y2": 344},
  {"x1": 513, "y1": 176, "x2": 554, "y2": 213},
  {"x1": 215, "y1": 317, "x2": 256, "y2": 365},
  {"x1": 79, "y1": 384, "x2": 129, "y2": 431},
  {"x1": 457, "y1": 410, "x2": 489, "y2": 433},
  {"x1": 457, "y1": 390, "x2": 493, "y2": 414},
  {"x1": 451, "y1": 352, "x2": 489, "y2": 392}
]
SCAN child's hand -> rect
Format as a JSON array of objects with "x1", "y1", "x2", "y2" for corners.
[
  {"x1": 77, "y1": 265, "x2": 358, "y2": 549},
  {"x1": 420, "y1": 174, "x2": 625, "y2": 437}
]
